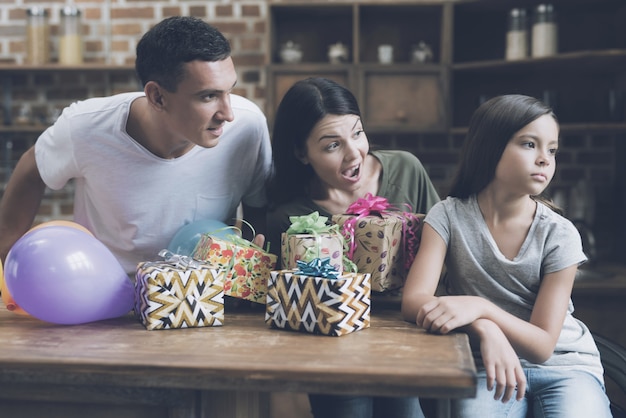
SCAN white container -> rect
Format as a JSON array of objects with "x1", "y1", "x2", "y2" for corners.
[
  {"x1": 26, "y1": 7, "x2": 50, "y2": 65},
  {"x1": 378, "y1": 44, "x2": 393, "y2": 64},
  {"x1": 531, "y1": 4, "x2": 557, "y2": 58},
  {"x1": 59, "y1": 6, "x2": 83, "y2": 65},
  {"x1": 506, "y1": 8, "x2": 528, "y2": 60}
]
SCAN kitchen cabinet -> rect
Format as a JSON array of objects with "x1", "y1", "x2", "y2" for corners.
[
  {"x1": 266, "y1": 0, "x2": 626, "y2": 136},
  {"x1": 265, "y1": 1, "x2": 451, "y2": 134},
  {"x1": 451, "y1": 0, "x2": 626, "y2": 131}
]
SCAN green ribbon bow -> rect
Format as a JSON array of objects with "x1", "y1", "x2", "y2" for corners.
[{"x1": 286, "y1": 211, "x2": 339, "y2": 235}]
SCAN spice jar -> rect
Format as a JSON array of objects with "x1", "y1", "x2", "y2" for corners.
[
  {"x1": 26, "y1": 7, "x2": 50, "y2": 65},
  {"x1": 59, "y1": 6, "x2": 83, "y2": 65},
  {"x1": 531, "y1": 4, "x2": 557, "y2": 58},
  {"x1": 506, "y1": 8, "x2": 528, "y2": 60}
]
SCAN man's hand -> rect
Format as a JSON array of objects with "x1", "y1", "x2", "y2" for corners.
[{"x1": 252, "y1": 234, "x2": 265, "y2": 249}]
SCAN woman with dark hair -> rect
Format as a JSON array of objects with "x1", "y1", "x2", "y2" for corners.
[
  {"x1": 402, "y1": 95, "x2": 611, "y2": 417},
  {"x1": 266, "y1": 77, "x2": 439, "y2": 263},
  {"x1": 266, "y1": 77, "x2": 439, "y2": 418}
]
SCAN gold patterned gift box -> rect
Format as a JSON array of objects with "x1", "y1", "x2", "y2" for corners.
[
  {"x1": 135, "y1": 252, "x2": 225, "y2": 330},
  {"x1": 332, "y1": 194, "x2": 424, "y2": 293},
  {"x1": 265, "y1": 263, "x2": 371, "y2": 337},
  {"x1": 192, "y1": 234, "x2": 277, "y2": 304}
]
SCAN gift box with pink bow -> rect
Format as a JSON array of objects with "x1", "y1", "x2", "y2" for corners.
[
  {"x1": 192, "y1": 234, "x2": 277, "y2": 304},
  {"x1": 281, "y1": 211, "x2": 344, "y2": 272},
  {"x1": 332, "y1": 194, "x2": 424, "y2": 293}
]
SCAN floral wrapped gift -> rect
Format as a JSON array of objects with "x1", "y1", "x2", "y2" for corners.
[
  {"x1": 332, "y1": 193, "x2": 424, "y2": 293},
  {"x1": 192, "y1": 234, "x2": 277, "y2": 304},
  {"x1": 281, "y1": 211, "x2": 344, "y2": 272},
  {"x1": 135, "y1": 250, "x2": 225, "y2": 330},
  {"x1": 265, "y1": 258, "x2": 371, "y2": 337}
]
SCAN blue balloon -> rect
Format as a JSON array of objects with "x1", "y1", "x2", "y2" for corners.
[{"x1": 167, "y1": 219, "x2": 231, "y2": 256}]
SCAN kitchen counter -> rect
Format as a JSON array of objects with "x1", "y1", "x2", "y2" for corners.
[{"x1": 573, "y1": 262, "x2": 626, "y2": 296}]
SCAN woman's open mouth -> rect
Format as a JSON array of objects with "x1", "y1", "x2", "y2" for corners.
[{"x1": 342, "y1": 164, "x2": 361, "y2": 181}]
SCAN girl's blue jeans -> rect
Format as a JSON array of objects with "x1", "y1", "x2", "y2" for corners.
[{"x1": 453, "y1": 368, "x2": 612, "y2": 418}]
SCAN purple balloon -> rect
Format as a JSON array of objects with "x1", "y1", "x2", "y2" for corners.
[{"x1": 4, "y1": 226, "x2": 134, "y2": 325}]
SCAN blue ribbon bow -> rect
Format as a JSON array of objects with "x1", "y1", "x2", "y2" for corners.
[{"x1": 294, "y1": 257, "x2": 340, "y2": 280}]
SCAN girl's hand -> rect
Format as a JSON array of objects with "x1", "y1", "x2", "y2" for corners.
[
  {"x1": 417, "y1": 295, "x2": 486, "y2": 334},
  {"x1": 475, "y1": 319, "x2": 526, "y2": 403}
]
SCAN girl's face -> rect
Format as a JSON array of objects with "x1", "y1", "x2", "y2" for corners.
[
  {"x1": 494, "y1": 114, "x2": 559, "y2": 196},
  {"x1": 298, "y1": 114, "x2": 369, "y2": 193}
]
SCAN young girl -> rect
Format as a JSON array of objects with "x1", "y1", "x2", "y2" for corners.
[
  {"x1": 401, "y1": 94, "x2": 611, "y2": 417},
  {"x1": 267, "y1": 77, "x2": 439, "y2": 418}
]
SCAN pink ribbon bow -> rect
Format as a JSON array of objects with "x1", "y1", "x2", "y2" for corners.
[
  {"x1": 340, "y1": 193, "x2": 422, "y2": 271},
  {"x1": 346, "y1": 193, "x2": 391, "y2": 217}
]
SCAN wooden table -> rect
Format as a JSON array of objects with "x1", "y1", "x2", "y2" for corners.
[{"x1": 0, "y1": 304, "x2": 476, "y2": 418}]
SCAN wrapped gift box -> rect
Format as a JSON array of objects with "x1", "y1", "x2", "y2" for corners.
[
  {"x1": 193, "y1": 235, "x2": 277, "y2": 304},
  {"x1": 135, "y1": 257, "x2": 224, "y2": 330},
  {"x1": 333, "y1": 207, "x2": 424, "y2": 293},
  {"x1": 265, "y1": 268, "x2": 371, "y2": 337},
  {"x1": 281, "y1": 232, "x2": 344, "y2": 272}
]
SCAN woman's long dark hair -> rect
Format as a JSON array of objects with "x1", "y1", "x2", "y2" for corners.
[
  {"x1": 449, "y1": 94, "x2": 561, "y2": 212},
  {"x1": 267, "y1": 77, "x2": 362, "y2": 208}
]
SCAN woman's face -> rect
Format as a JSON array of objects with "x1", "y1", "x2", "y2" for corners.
[{"x1": 298, "y1": 114, "x2": 369, "y2": 193}]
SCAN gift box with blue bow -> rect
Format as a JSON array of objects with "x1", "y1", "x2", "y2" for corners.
[{"x1": 265, "y1": 258, "x2": 371, "y2": 337}]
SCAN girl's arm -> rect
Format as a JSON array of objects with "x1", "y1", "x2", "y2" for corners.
[
  {"x1": 414, "y1": 265, "x2": 577, "y2": 364},
  {"x1": 401, "y1": 224, "x2": 527, "y2": 402},
  {"x1": 401, "y1": 224, "x2": 447, "y2": 321}
]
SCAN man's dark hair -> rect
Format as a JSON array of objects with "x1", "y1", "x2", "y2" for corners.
[{"x1": 135, "y1": 16, "x2": 231, "y2": 91}]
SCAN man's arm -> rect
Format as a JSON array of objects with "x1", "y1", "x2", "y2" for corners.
[{"x1": 0, "y1": 146, "x2": 47, "y2": 262}]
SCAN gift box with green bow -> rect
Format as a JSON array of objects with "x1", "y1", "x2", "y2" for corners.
[
  {"x1": 135, "y1": 250, "x2": 225, "y2": 330},
  {"x1": 265, "y1": 258, "x2": 371, "y2": 337},
  {"x1": 192, "y1": 234, "x2": 277, "y2": 304},
  {"x1": 332, "y1": 194, "x2": 425, "y2": 293},
  {"x1": 281, "y1": 211, "x2": 345, "y2": 272}
]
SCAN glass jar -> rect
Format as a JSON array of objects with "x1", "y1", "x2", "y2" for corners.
[
  {"x1": 506, "y1": 8, "x2": 528, "y2": 61},
  {"x1": 26, "y1": 7, "x2": 50, "y2": 65},
  {"x1": 59, "y1": 6, "x2": 83, "y2": 65},
  {"x1": 532, "y1": 4, "x2": 557, "y2": 58}
]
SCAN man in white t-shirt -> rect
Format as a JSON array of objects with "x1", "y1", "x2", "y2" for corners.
[{"x1": 0, "y1": 16, "x2": 272, "y2": 274}]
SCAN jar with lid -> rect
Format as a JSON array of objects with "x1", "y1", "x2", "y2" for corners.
[
  {"x1": 505, "y1": 8, "x2": 528, "y2": 60},
  {"x1": 26, "y1": 7, "x2": 50, "y2": 65},
  {"x1": 59, "y1": 6, "x2": 83, "y2": 65},
  {"x1": 531, "y1": 4, "x2": 557, "y2": 58}
]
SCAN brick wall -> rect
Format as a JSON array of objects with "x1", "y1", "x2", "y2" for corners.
[{"x1": 0, "y1": 1, "x2": 623, "y2": 260}]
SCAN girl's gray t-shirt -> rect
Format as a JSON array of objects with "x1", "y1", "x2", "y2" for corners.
[{"x1": 425, "y1": 195, "x2": 603, "y2": 382}]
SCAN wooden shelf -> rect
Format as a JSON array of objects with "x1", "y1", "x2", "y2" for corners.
[
  {"x1": 0, "y1": 125, "x2": 47, "y2": 133},
  {"x1": 451, "y1": 123, "x2": 626, "y2": 136},
  {"x1": 0, "y1": 63, "x2": 135, "y2": 73},
  {"x1": 452, "y1": 49, "x2": 626, "y2": 74}
]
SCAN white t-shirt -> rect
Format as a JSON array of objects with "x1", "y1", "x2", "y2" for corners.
[
  {"x1": 426, "y1": 196, "x2": 604, "y2": 382},
  {"x1": 35, "y1": 92, "x2": 272, "y2": 274}
]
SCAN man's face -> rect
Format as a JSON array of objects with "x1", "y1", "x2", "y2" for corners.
[{"x1": 161, "y1": 58, "x2": 237, "y2": 149}]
